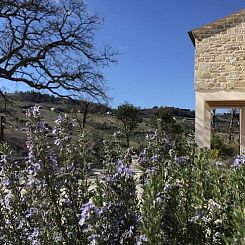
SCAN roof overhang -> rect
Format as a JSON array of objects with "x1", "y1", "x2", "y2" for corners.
[
  {"x1": 188, "y1": 31, "x2": 195, "y2": 47},
  {"x1": 188, "y1": 9, "x2": 245, "y2": 48}
]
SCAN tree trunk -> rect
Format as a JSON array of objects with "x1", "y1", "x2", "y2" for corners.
[
  {"x1": 126, "y1": 133, "x2": 130, "y2": 147},
  {"x1": 0, "y1": 116, "x2": 4, "y2": 142},
  {"x1": 211, "y1": 108, "x2": 216, "y2": 133},
  {"x1": 123, "y1": 122, "x2": 130, "y2": 147},
  {"x1": 228, "y1": 108, "x2": 236, "y2": 142},
  {"x1": 4, "y1": 96, "x2": 6, "y2": 113},
  {"x1": 82, "y1": 101, "x2": 90, "y2": 130}
]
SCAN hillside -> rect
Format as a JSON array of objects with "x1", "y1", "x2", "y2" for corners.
[
  {"x1": 0, "y1": 91, "x2": 242, "y2": 161},
  {"x1": 0, "y1": 92, "x2": 197, "y2": 156}
]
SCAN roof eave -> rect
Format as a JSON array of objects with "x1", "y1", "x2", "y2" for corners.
[{"x1": 188, "y1": 31, "x2": 196, "y2": 47}]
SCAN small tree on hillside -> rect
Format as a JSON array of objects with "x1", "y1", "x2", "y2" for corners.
[
  {"x1": 211, "y1": 108, "x2": 217, "y2": 133},
  {"x1": 116, "y1": 103, "x2": 142, "y2": 147},
  {"x1": 151, "y1": 107, "x2": 184, "y2": 144},
  {"x1": 228, "y1": 108, "x2": 238, "y2": 142},
  {"x1": 72, "y1": 100, "x2": 91, "y2": 131},
  {"x1": 151, "y1": 107, "x2": 175, "y2": 129}
]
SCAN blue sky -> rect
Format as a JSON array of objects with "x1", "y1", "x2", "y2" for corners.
[
  {"x1": 2, "y1": 1, "x2": 245, "y2": 109},
  {"x1": 86, "y1": 0, "x2": 245, "y2": 109}
]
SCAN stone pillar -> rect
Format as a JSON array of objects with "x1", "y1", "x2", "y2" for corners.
[
  {"x1": 240, "y1": 107, "x2": 245, "y2": 154},
  {"x1": 195, "y1": 93, "x2": 211, "y2": 149}
]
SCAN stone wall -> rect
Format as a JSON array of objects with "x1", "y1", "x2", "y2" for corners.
[{"x1": 193, "y1": 11, "x2": 245, "y2": 91}]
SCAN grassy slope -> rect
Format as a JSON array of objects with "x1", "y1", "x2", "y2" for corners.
[
  {"x1": 1, "y1": 97, "x2": 156, "y2": 155},
  {"x1": 1, "y1": 94, "x2": 240, "y2": 159}
]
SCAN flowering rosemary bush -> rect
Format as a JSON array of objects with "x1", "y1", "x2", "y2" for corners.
[
  {"x1": 139, "y1": 129, "x2": 245, "y2": 244},
  {"x1": 0, "y1": 106, "x2": 92, "y2": 244},
  {"x1": 0, "y1": 106, "x2": 244, "y2": 244}
]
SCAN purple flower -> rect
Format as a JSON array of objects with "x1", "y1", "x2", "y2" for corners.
[
  {"x1": 126, "y1": 225, "x2": 134, "y2": 238},
  {"x1": 28, "y1": 227, "x2": 40, "y2": 244},
  {"x1": 63, "y1": 198, "x2": 71, "y2": 206},
  {"x1": 90, "y1": 234, "x2": 97, "y2": 245},
  {"x1": 33, "y1": 161, "x2": 41, "y2": 172},
  {"x1": 36, "y1": 121, "x2": 48, "y2": 132},
  {"x1": 27, "y1": 160, "x2": 42, "y2": 175},
  {"x1": 174, "y1": 156, "x2": 189, "y2": 165},
  {"x1": 145, "y1": 167, "x2": 156, "y2": 174},
  {"x1": 54, "y1": 233, "x2": 62, "y2": 242},
  {"x1": 232, "y1": 155, "x2": 245, "y2": 169},
  {"x1": 191, "y1": 211, "x2": 209, "y2": 224},
  {"x1": 2, "y1": 177, "x2": 10, "y2": 187},
  {"x1": 138, "y1": 149, "x2": 147, "y2": 164},
  {"x1": 54, "y1": 114, "x2": 64, "y2": 125},
  {"x1": 151, "y1": 154, "x2": 158, "y2": 162},
  {"x1": 25, "y1": 208, "x2": 37, "y2": 218},
  {"x1": 26, "y1": 105, "x2": 40, "y2": 118},
  {"x1": 79, "y1": 202, "x2": 101, "y2": 226},
  {"x1": 49, "y1": 154, "x2": 57, "y2": 165},
  {"x1": 137, "y1": 234, "x2": 148, "y2": 244},
  {"x1": 208, "y1": 199, "x2": 221, "y2": 209},
  {"x1": 116, "y1": 163, "x2": 135, "y2": 178},
  {"x1": 27, "y1": 175, "x2": 37, "y2": 187},
  {"x1": 4, "y1": 192, "x2": 13, "y2": 209}
]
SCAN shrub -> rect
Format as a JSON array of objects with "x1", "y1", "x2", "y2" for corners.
[
  {"x1": 211, "y1": 134, "x2": 239, "y2": 158},
  {"x1": 0, "y1": 106, "x2": 244, "y2": 244}
]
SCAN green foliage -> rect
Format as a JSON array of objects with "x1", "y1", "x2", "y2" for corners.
[
  {"x1": 209, "y1": 149, "x2": 220, "y2": 160},
  {"x1": 150, "y1": 107, "x2": 188, "y2": 155},
  {"x1": 0, "y1": 142, "x2": 11, "y2": 155},
  {"x1": 139, "y1": 128, "x2": 245, "y2": 244},
  {"x1": 151, "y1": 107, "x2": 184, "y2": 137},
  {"x1": 116, "y1": 102, "x2": 142, "y2": 147},
  {"x1": 211, "y1": 134, "x2": 239, "y2": 158},
  {"x1": 0, "y1": 106, "x2": 245, "y2": 244},
  {"x1": 151, "y1": 107, "x2": 175, "y2": 128},
  {"x1": 224, "y1": 207, "x2": 245, "y2": 244},
  {"x1": 15, "y1": 91, "x2": 57, "y2": 103}
]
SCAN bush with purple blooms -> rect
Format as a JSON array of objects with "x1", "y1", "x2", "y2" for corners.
[
  {"x1": 0, "y1": 106, "x2": 244, "y2": 244},
  {"x1": 0, "y1": 106, "x2": 92, "y2": 244},
  {"x1": 139, "y1": 129, "x2": 245, "y2": 244}
]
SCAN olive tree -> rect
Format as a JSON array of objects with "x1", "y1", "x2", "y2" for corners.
[
  {"x1": 115, "y1": 103, "x2": 142, "y2": 147},
  {"x1": 0, "y1": 0, "x2": 115, "y2": 101}
]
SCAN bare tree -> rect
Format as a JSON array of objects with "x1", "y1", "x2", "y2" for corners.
[
  {"x1": 211, "y1": 108, "x2": 216, "y2": 133},
  {"x1": 0, "y1": 90, "x2": 7, "y2": 112},
  {"x1": 0, "y1": 116, "x2": 5, "y2": 142},
  {"x1": 80, "y1": 101, "x2": 90, "y2": 130},
  {"x1": 228, "y1": 108, "x2": 237, "y2": 142},
  {"x1": 0, "y1": 0, "x2": 116, "y2": 101},
  {"x1": 72, "y1": 100, "x2": 91, "y2": 131}
]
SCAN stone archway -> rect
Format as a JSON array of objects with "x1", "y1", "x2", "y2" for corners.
[{"x1": 189, "y1": 9, "x2": 245, "y2": 154}]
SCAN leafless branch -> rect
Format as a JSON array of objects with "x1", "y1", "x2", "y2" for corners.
[{"x1": 0, "y1": 0, "x2": 116, "y2": 102}]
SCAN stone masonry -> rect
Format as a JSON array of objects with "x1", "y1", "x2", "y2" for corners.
[
  {"x1": 190, "y1": 9, "x2": 245, "y2": 92},
  {"x1": 189, "y1": 9, "x2": 245, "y2": 153}
]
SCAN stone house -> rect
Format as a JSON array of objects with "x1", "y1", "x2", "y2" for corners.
[{"x1": 189, "y1": 9, "x2": 245, "y2": 153}]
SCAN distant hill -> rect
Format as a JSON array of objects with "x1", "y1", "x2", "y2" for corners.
[
  {"x1": 138, "y1": 107, "x2": 195, "y2": 119},
  {"x1": 0, "y1": 91, "x2": 196, "y2": 155}
]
